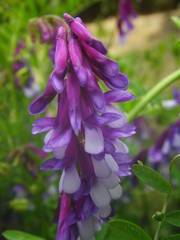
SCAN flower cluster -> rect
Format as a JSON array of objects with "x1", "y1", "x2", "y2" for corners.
[
  {"x1": 29, "y1": 16, "x2": 62, "y2": 62},
  {"x1": 149, "y1": 118, "x2": 180, "y2": 169},
  {"x1": 30, "y1": 13, "x2": 135, "y2": 240},
  {"x1": 12, "y1": 40, "x2": 40, "y2": 97},
  {"x1": 117, "y1": 0, "x2": 136, "y2": 42}
]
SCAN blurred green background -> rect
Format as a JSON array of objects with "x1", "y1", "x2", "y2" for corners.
[{"x1": 0, "y1": 0, "x2": 180, "y2": 239}]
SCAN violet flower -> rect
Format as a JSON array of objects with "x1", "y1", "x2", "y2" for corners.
[
  {"x1": 30, "y1": 13, "x2": 135, "y2": 240},
  {"x1": 117, "y1": 0, "x2": 136, "y2": 42},
  {"x1": 12, "y1": 40, "x2": 40, "y2": 98},
  {"x1": 149, "y1": 118, "x2": 180, "y2": 171},
  {"x1": 162, "y1": 88, "x2": 180, "y2": 109},
  {"x1": 29, "y1": 17, "x2": 62, "y2": 63}
]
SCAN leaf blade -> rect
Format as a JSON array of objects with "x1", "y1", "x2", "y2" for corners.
[
  {"x1": 107, "y1": 219, "x2": 152, "y2": 240},
  {"x1": 2, "y1": 230, "x2": 45, "y2": 240},
  {"x1": 132, "y1": 164, "x2": 171, "y2": 193},
  {"x1": 165, "y1": 210, "x2": 180, "y2": 227},
  {"x1": 165, "y1": 234, "x2": 180, "y2": 240}
]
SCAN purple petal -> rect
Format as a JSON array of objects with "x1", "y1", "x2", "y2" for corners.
[
  {"x1": 27, "y1": 144, "x2": 47, "y2": 159},
  {"x1": 92, "y1": 157, "x2": 111, "y2": 178},
  {"x1": 103, "y1": 124, "x2": 136, "y2": 138},
  {"x1": 69, "y1": 34, "x2": 88, "y2": 86},
  {"x1": 77, "y1": 217, "x2": 95, "y2": 240},
  {"x1": 62, "y1": 165, "x2": 81, "y2": 194},
  {"x1": 46, "y1": 128, "x2": 72, "y2": 149},
  {"x1": 54, "y1": 26, "x2": 68, "y2": 76},
  {"x1": 66, "y1": 69, "x2": 81, "y2": 134},
  {"x1": 173, "y1": 88, "x2": 180, "y2": 104},
  {"x1": 104, "y1": 73, "x2": 129, "y2": 90},
  {"x1": 105, "y1": 90, "x2": 135, "y2": 103},
  {"x1": 29, "y1": 80, "x2": 57, "y2": 115},
  {"x1": 113, "y1": 153, "x2": 132, "y2": 164},
  {"x1": 40, "y1": 158, "x2": 64, "y2": 171},
  {"x1": 113, "y1": 139, "x2": 129, "y2": 154},
  {"x1": 99, "y1": 172, "x2": 120, "y2": 189},
  {"x1": 50, "y1": 73, "x2": 64, "y2": 93},
  {"x1": 32, "y1": 117, "x2": 55, "y2": 134},
  {"x1": 90, "y1": 181, "x2": 111, "y2": 208},
  {"x1": 89, "y1": 89, "x2": 105, "y2": 112},
  {"x1": 87, "y1": 112, "x2": 122, "y2": 126},
  {"x1": 65, "y1": 13, "x2": 107, "y2": 55},
  {"x1": 104, "y1": 140, "x2": 115, "y2": 154},
  {"x1": 84, "y1": 124, "x2": 104, "y2": 154},
  {"x1": 109, "y1": 184, "x2": 122, "y2": 199},
  {"x1": 118, "y1": 163, "x2": 131, "y2": 176},
  {"x1": 87, "y1": 38, "x2": 107, "y2": 55},
  {"x1": 105, "y1": 154, "x2": 119, "y2": 172}
]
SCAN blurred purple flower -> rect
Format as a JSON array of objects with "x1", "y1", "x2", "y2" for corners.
[
  {"x1": 13, "y1": 184, "x2": 26, "y2": 198},
  {"x1": 173, "y1": 88, "x2": 180, "y2": 105},
  {"x1": 30, "y1": 13, "x2": 135, "y2": 239},
  {"x1": 149, "y1": 118, "x2": 180, "y2": 168},
  {"x1": 117, "y1": 0, "x2": 136, "y2": 42},
  {"x1": 162, "y1": 88, "x2": 180, "y2": 109},
  {"x1": 14, "y1": 40, "x2": 26, "y2": 56},
  {"x1": 12, "y1": 40, "x2": 40, "y2": 98},
  {"x1": 29, "y1": 17, "x2": 62, "y2": 63}
]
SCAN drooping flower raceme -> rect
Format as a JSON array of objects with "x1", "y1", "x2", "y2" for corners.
[
  {"x1": 29, "y1": 13, "x2": 135, "y2": 240},
  {"x1": 149, "y1": 118, "x2": 180, "y2": 169},
  {"x1": 117, "y1": 0, "x2": 136, "y2": 42},
  {"x1": 29, "y1": 16, "x2": 62, "y2": 63},
  {"x1": 12, "y1": 40, "x2": 40, "y2": 97}
]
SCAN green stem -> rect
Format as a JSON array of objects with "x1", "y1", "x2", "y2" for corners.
[
  {"x1": 127, "y1": 69, "x2": 180, "y2": 122},
  {"x1": 153, "y1": 194, "x2": 170, "y2": 240}
]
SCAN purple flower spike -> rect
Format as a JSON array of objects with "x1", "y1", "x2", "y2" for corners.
[
  {"x1": 149, "y1": 118, "x2": 180, "y2": 167},
  {"x1": 30, "y1": 13, "x2": 135, "y2": 239},
  {"x1": 117, "y1": 0, "x2": 136, "y2": 41}
]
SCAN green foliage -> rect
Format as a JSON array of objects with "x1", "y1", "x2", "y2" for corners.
[
  {"x1": 165, "y1": 211, "x2": 180, "y2": 227},
  {"x1": 106, "y1": 219, "x2": 152, "y2": 240},
  {"x1": 165, "y1": 235, "x2": 180, "y2": 240},
  {"x1": 132, "y1": 163, "x2": 171, "y2": 193},
  {"x1": 171, "y1": 16, "x2": 180, "y2": 30},
  {"x1": 3, "y1": 230, "x2": 45, "y2": 240}
]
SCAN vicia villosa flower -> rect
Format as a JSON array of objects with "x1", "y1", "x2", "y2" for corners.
[
  {"x1": 117, "y1": 0, "x2": 136, "y2": 43},
  {"x1": 12, "y1": 40, "x2": 40, "y2": 98},
  {"x1": 29, "y1": 13, "x2": 135, "y2": 240}
]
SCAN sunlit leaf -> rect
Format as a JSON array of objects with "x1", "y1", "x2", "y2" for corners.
[
  {"x1": 165, "y1": 210, "x2": 180, "y2": 227},
  {"x1": 106, "y1": 219, "x2": 152, "y2": 240},
  {"x1": 169, "y1": 154, "x2": 180, "y2": 182},
  {"x1": 165, "y1": 234, "x2": 180, "y2": 240},
  {"x1": 3, "y1": 230, "x2": 45, "y2": 240},
  {"x1": 171, "y1": 16, "x2": 180, "y2": 29},
  {"x1": 132, "y1": 163, "x2": 171, "y2": 193}
]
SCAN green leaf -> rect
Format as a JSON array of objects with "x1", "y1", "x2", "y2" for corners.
[
  {"x1": 132, "y1": 164, "x2": 171, "y2": 193},
  {"x1": 165, "y1": 234, "x2": 180, "y2": 240},
  {"x1": 169, "y1": 154, "x2": 180, "y2": 182},
  {"x1": 2, "y1": 230, "x2": 45, "y2": 240},
  {"x1": 171, "y1": 16, "x2": 180, "y2": 29},
  {"x1": 107, "y1": 219, "x2": 152, "y2": 240},
  {"x1": 165, "y1": 210, "x2": 180, "y2": 227}
]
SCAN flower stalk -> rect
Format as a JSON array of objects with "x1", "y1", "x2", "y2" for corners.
[{"x1": 128, "y1": 69, "x2": 180, "y2": 122}]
